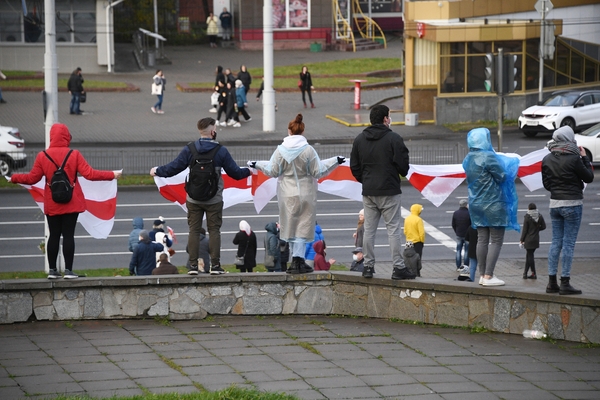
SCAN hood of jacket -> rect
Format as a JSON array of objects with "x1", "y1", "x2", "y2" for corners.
[
  {"x1": 312, "y1": 240, "x2": 325, "y2": 255},
  {"x1": 315, "y1": 224, "x2": 322, "y2": 235},
  {"x1": 466, "y1": 127, "x2": 493, "y2": 151},
  {"x1": 278, "y1": 135, "x2": 309, "y2": 163},
  {"x1": 361, "y1": 124, "x2": 392, "y2": 141},
  {"x1": 410, "y1": 204, "x2": 423, "y2": 216},
  {"x1": 132, "y1": 217, "x2": 144, "y2": 230},
  {"x1": 265, "y1": 222, "x2": 278, "y2": 234},
  {"x1": 139, "y1": 230, "x2": 151, "y2": 244},
  {"x1": 49, "y1": 123, "x2": 72, "y2": 148}
]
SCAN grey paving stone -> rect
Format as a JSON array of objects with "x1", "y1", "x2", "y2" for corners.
[
  {"x1": 246, "y1": 338, "x2": 297, "y2": 347},
  {"x1": 552, "y1": 361, "x2": 600, "y2": 372},
  {"x1": 86, "y1": 337, "x2": 142, "y2": 346},
  {"x1": 344, "y1": 366, "x2": 401, "y2": 376},
  {"x1": 433, "y1": 355, "x2": 496, "y2": 365},
  {"x1": 514, "y1": 371, "x2": 575, "y2": 381},
  {"x1": 394, "y1": 365, "x2": 453, "y2": 375},
  {"x1": 51, "y1": 355, "x2": 110, "y2": 364},
  {"x1": 96, "y1": 344, "x2": 154, "y2": 355},
  {"x1": 86, "y1": 388, "x2": 144, "y2": 398},
  {"x1": 114, "y1": 359, "x2": 173, "y2": 370},
  {"x1": 269, "y1": 351, "x2": 326, "y2": 363},
  {"x1": 449, "y1": 363, "x2": 508, "y2": 374},
  {"x1": 61, "y1": 362, "x2": 122, "y2": 373},
  {"x1": 306, "y1": 375, "x2": 369, "y2": 389},
  {"x1": 0, "y1": 350, "x2": 47, "y2": 361},
  {"x1": 5, "y1": 364, "x2": 64, "y2": 377},
  {"x1": 18, "y1": 381, "x2": 84, "y2": 396},
  {"x1": 441, "y1": 393, "x2": 503, "y2": 400},
  {"x1": 359, "y1": 373, "x2": 419, "y2": 386},
  {"x1": 148, "y1": 385, "x2": 200, "y2": 394},
  {"x1": 107, "y1": 352, "x2": 163, "y2": 362},
  {"x1": 280, "y1": 360, "x2": 338, "y2": 370},
  {"x1": 292, "y1": 367, "x2": 352, "y2": 379},
  {"x1": 126, "y1": 367, "x2": 183, "y2": 379},
  {"x1": 182, "y1": 365, "x2": 237, "y2": 376},
  {"x1": 0, "y1": 341, "x2": 39, "y2": 353},
  {"x1": 134, "y1": 375, "x2": 192, "y2": 388},
  {"x1": 373, "y1": 382, "x2": 436, "y2": 397},
  {"x1": 284, "y1": 389, "x2": 327, "y2": 400},
  {"x1": 156, "y1": 349, "x2": 214, "y2": 359},
  {"x1": 414, "y1": 373, "x2": 471, "y2": 384},
  {"x1": 189, "y1": 372, "x2": 246, "y2": 387},
  {"x1": 0, "y1": 376, "x2": 17, "y2": 386},
  {"x1": 255, "y1": 379, "x2": 313, "y2": 392},
  {"x1": 426, "y1": 381, "x2": 489, "y2": 393},
  {"x1": 71, "y1": 370, "x2": 131, "y2": 382},
  {"x1": 44, "y1": 346, "x2": 101, "y2": 358},
  {"x1": 140, "y1": 334, "x2": 194, "y2": 344},
  {"x1": 169, "y1": 356, "x2": 224, "y2": 367},
  {"x1": 319, "y1": 386, "x2": 381, "y2": 399},
  {"x1": 384, "y1": 356, "x2": 440, "y2": 368},
  {"x1": 13, "y1": 371, "x2": 73, "y2": 386},
  {"x1": 242, "y1": 369, "x2": 299, "y2": 382},
  {"x1": 0, "y1": 386, "x2": 27, "y2": 399},
  {"x1": 552, "y1": 391, "x2": 600, "y2": 400},
  {"x1": 478, "y1": 380, "x2": 539, "y2": 391},
  {"x1": 491, "y1": 390, "x2": 560, "y2": 400},
  {"x1": 77, "y1": 378, "x2": 138, "y2": 391},
  {"x1": 210, "y1": 346, "x2": 264, "y2": 357},
  {"x1": 468, "y1": 372, "x2": 526, "y2": 383},
  {"x1": 529, "y1": 380, "x2": 598, "y2": 391}
]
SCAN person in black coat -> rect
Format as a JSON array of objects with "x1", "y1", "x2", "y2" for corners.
[
  {"x1": 520, "y1": 203, "x2": 546, "y2": 279},
  {"x1": 237, "y1": 65, "x2": 252, "y2": 94},
  {"x1": 452, "y1": 199, "x2": 471, "y2": 270},
  {"x1": 67, "y1": 67, "x2": 84, "y2": 115},
  {"x1": 233, "y1": 220, "x2": 257, "y2": 273},
  {"x1": 299, "y1": 66, "x2": 314, "y2": 108}
]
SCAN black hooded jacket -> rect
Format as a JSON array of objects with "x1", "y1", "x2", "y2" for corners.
[{"x1": 350, "y1": 124, "x2": 409, "y2": 196}]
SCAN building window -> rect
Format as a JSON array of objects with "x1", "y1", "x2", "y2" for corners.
[
  {"x1": 0, "y1": 0, "x2": 95, "y2": 43},
  {"x1": 273, "y1": 0, "x2": 310, "y2": 30}
]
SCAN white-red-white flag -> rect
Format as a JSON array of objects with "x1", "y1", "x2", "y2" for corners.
[{"x1": 517, "y1": 148, "x2": 549, "y2": 192}]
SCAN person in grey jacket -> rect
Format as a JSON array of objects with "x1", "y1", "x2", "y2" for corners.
[
  {"x1": 350, "y1": 104, "x2": 414, "y2": 281},
  {"x1": 128, "y1": 217, "x2": 144, "y2": 252}
]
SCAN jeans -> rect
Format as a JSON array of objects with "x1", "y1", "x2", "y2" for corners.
[
  {"x1": 46, "y1": 213, "x2": 79, "y2": 271},
  {"x1": 154, "y1": 94, "x2": 163, "y2": 110},
  {"x1": 455, "y1": 236, "x2": 469, "y2": 268},
  {"x1": 362, "y1": 194, "x2": 406, "y2": 270},
  {"x1": 476, "y1": 227, "x2": 505, "y2": 277},
  {"x1": 70, "y1": 92, "x2": 81, "y2": 114},
  {"x1": 187, "y1": 200, "x2": 223, "y2": 267},
  {"x1": 469, "y1": 257, "x2": 477, "y2": 281},
  {"x1": 290, "y1": 240, "x2": 306, "y2": 258},
  {"x1": 548, "y1": 205, "x2": 583, "y2": 277}
]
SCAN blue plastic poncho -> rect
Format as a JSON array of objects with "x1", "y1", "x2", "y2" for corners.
[{"x1": 462, "y1": 128, "x2": 520, "y2": 232}]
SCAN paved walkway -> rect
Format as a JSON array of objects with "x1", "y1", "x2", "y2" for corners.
[{"x1": 1, "y1": 309, "x2": 599, "y2": 400}]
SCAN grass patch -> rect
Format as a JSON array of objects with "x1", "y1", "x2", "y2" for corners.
[
  {"x1": 443, "y1": 119, "x2": 519, "y2": 132},
  {"x1": 0, "y1": 78, "x2": 129, "y2": 89},
  {"x1": 52, "y1": 386, "x2": 301, "y2": 399},
  {"x1": 3, "y1": 70, "x2": 38, "y2": 77},
  {"x1": 189, "y1": 76, "x2": 396, "y2": 90},
  {"x1": 297, "y1": 341, "x2": 320, "y2": 355},
  {"x1": 1, "y1": 175, "x2": 156, "y2": 189}
]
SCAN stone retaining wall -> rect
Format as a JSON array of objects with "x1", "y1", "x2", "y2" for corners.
[{"x1": 1, "y1": 273, "x2": 599, "y2": 343}]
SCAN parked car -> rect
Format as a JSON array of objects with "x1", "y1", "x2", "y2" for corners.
[
  {"x1": 518, "y1": 90, "x2": 600, "y2": 137},
  {"x1": 0, "y1": 125, "x2": 27, "y2": 176},
  {"x1": 575, "y1": 122, "x2": 600, "y2": 163}
]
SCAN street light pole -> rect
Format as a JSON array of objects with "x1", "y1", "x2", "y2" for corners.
[
  {"x1": 262, "y1": 0, "x2": 275, "y2": 132},
  {"x1": 538, "y1": 0, "x2": 546, "y2": 104}
]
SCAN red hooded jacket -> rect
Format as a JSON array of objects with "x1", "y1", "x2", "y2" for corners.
[
  {"x1": 312, "y1": 240, "x2": 331, "y2": 271},
  {"x1": 10, "y1": 123, "x2": 115, "y2": 216}
]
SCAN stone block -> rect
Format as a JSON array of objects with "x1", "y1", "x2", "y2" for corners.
[
  {"x1": 210, "y1": 286, "x2": 232, "y2": 296},
  {"x1": 245, "y1": 285, "x2": 259, "y2": 296},
  {"x1": 531, "y1": 315, "x2": 545, "y2": 332},
  {"x1": 170, "y1": 310, "x2": 207, "y2": 320},
  {"x1": 6, "y1": 293, "x2": 33, "y2": 323},
  {"x1": 34, "y1": 305, "x2": 55, "y2": 320},
  {"x1": 565, "y1": 306, "x2": 582, "y2": 342},
  {"x1": 492, "y1": 298, "x2": 511, "y2": 332},
  {"x1": 137, "y1": 295, "x2": 158, "y2": 315},
  {"x1": 510, "y1": 300, "x2": 526, "y2": 319},
  {"x1": 509, "y1": 312, "x2": 528, "y2": 334},
  {"x1": 170, "y1": 294, "x2": 202, "y2": 314},
  {"x1": 436, "y1": 303, "x2": 468, "y2": 326},
  {"x1": 144, "y1": 287, "x2": 173, "y2": 297},
  {"x1": 367, "y1": 287, "x2": 391, "y2": 318},
  {"x1": 282, "y1": 290, "x2": 297, "y2": 314},
  {"x1": 332, "y1": 292, "x2": 366, "y2": 317},
  {"x1": 260, "y1": 284, "x2": 287, "y2": 296},
  {"x1": 548, "y1": 313, "x2": 564, "y2": 340},
  {"x1": 83, "y1": 290, "x2": 103, "y2": 318},
  {"x1": 54, "y1": 299, "x2": 81, "y2": 319},
  {"x1": 101, "y1": 290, "x2": 122, "y2": 317},
  {"x1": 468, "y1": 298, "x2": 490, "y2": 321},
  {"x1": 581, "y1": 309, "x2": 600, "y2": 344},
  {"x1": 231, "y1": 298, "x2": 244, "y2": 315},
  {"x1": 389, "y1": 296, "x2": 420, "y2": 321},
  {"x1": 243, "y1": 295, "x2": 283, "y2": 314},
  {"x1": 201, "y1": 296, "x2": 237, "y2": 314},
  {"x1": 33, "y1": 292, "x2": 53, "y2": 307},
  {"x1": 297, "y1": 287, "x2": 333, "y2": 314},
  {"x1": 181, "y1": 287, "x2": 207, "y2": 304},
  {"x1": 64, "y1": 289, "x2": 79, "y2": 300},
  {"x1": 148, "y1": 297, "x2": 169, "y2": 316}
]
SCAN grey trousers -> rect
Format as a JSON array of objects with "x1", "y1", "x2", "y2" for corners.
[
  {"x1": 476, "y1": 227, "x2": 505, "y2": 277},
  {"x1": 362, "y1": 194, "x2": 406, "y2": 270}
]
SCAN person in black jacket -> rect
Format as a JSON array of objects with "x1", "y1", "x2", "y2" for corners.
[
  {"x1": 520, "y1": 203, "x2": 546, "y2": 279},
  {"x1": 130, "y1": 230, "x2": 164, "y2": 276},
  {"x1": 452, "y1": 199, "x2": 471, "y2": 271},
  {"x1": 233, "y1": 220, "x2": 257, "y2": 273},
  {"x1": 299, "y1": 66, "x2": 314, "y2": 108},
  {"x1": 350, "y1": 104, "x2": 414, "y2": 281},
  {"x1": 67, "y1": 67, "x2": 84, "y2": 115},
  {"x1": 541, "y1": 126, "x2": 594, "y2": 295},
  {"x1": 237, "y1": 65, "x2": 252, "y2": 94}
]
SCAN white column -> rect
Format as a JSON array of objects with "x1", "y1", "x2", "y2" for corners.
[{"x1": 262, "y1": 0, "x2": 275, "y2": 132}]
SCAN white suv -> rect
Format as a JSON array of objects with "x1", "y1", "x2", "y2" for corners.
[
  {"x1": 0, "y1": 125, "x2": 27, "y2": 176},
  {"x1": 518, "y1": 90, "x2": 600, "y2": 137}
]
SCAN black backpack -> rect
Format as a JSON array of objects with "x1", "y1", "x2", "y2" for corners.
[
  {"x1": 44, "y1": 150, "x2": 75, "y2": 204},
  {"x1": 185, "y1": 143, "x2": 221, "y2": 202}
]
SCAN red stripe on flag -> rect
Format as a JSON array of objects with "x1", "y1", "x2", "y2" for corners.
[
  {"x1": 517, "y1": 161, "x2": 541, "y2": 178},
  {"x1": 317, "y1": 165, "x2": 356, "y2": 183},
  {"x1": 251, "y1": 171, "x2": 272, "y2": 196},
  {"x1": 159, "y1": 183, "x2": 187, "y2": 205},
  {"x1": 409, "y1": 172, "x2": 436, "y2": 192},
  {"x1": 223, "y1": 173, "x2": 251, "y2": 189},
  {"x1": 27, "y1": 186, "x2": 45, "y2": 203},
  {"x1": 85, "y1": 198, "x2": 117, "y2": 220}
]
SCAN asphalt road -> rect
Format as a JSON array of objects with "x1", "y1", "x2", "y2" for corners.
[{"x1": 2, "y1": 175, "x2": 599, "y2": 273}]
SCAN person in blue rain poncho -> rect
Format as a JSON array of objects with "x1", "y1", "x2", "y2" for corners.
[
  {"x1": 463, "y1": 128, "x2": 519, "y2": 287},
  {"x1": 248, "y1": 114, "x2": 345, "y2": 274}
]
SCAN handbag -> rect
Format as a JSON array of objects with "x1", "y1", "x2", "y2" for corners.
[
  {"x1": 264, "y1": 253, "x2": 275, "y2": 268},
  {"x1": 297, "y1": 80, "x2": 302, "y2": 89},
  {"x1": 80, "y1": 92, "x2": 86, "y2": 103},
  {"x1": 234, "y1": 239, "x2": 248, "y2": 266},
  {"x1": 168, "y1": 248, "x2": 175, "y2": 257},
  {"x1": 151, "y1": 82, "x2": 162, "y2": 95}
]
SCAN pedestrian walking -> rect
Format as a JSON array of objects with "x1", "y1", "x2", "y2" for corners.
[
  {"x1": 463, "y1": 127, "x2": 520, "y2": 287},
  {"x1": 350, "y1": 104, "x2": 414, "y2": 280},
  {"x1": 299, "y1": 66, "x2": 314, "y2": 108},
  {"x1": 67, "y1": 67, "x2": 84, "y2": 115},
  {"x1": 235, "y1": 79, "x2": 251, "y2": 123},
  {"x1": 151, "y1": 70, "x2": 166, "y2": 114},
  {"x1": 452, "y1": 199, "x2": 471, "y2": 273},
  {"x1": 206, "y1": 13, "x2": 219, "y2": 47},
  {"x1": 520, "y1": 203, "x2": 546, "y2": 279},
  {"x1": 248, "y1": 114, "x2": 343, "y2": 274},
  {"x1": 237, "y1": 65, "x2": 252, "y2": 94},
  {"x1": 404, "y1": 203, "x2": 425, "y2": 260},
  {"x1": 224, "y1": 81, "x2": 240, "y2": 127},
  {"x1": 9, "y1": 123, "x2": 121, "y2": 279},
  {"x1": 233, "y1": 220, "x2": 257, "y2": 273},
  {"x1": 150, "y1": 117, "x2": 251, "y2": 275},
  {"x1": 541, "y1": 126, "x2": 594, "y2": 295}
]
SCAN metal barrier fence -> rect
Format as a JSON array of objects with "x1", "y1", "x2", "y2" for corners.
[{"x1": 8, "y1": 143, "x2": 468, "y2": 175}]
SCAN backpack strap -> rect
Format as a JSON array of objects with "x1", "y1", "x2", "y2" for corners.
[
  {"x1": 187, "y1": 142, "x2": 222, "y2": 166},
  {"x1": 43, "y1": 150, "x2": 74, "y2": 184}
]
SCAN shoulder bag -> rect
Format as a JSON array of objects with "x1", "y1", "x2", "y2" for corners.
[{"x1": 234, "y1": 239, "x2": 248, "y2": 266}]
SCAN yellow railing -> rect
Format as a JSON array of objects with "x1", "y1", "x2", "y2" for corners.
[
  {"x1": 351, "y1": 0, "x2": 387, "y2": 48},
  {"x1": 333, "y1": 0, "x2": 356, "y2": 52}
]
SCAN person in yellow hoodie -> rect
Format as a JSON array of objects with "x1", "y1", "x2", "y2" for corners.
[{"x1": 404, "y1": 204, "x2": 425, "y2": 260}]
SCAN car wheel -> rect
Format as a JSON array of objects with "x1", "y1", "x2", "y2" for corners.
[
  {"x1": 560, "y1": 117, "x2": 576, "y2": 130},
  {"x1": 585, "y1": 149, "x2": 593, "y2": 163},
  {"x1": 524, "y1": 131, "x2": 538, "y2": 138},
  {"x1": 0, "y1": 156, "x2": 13, "y2": 176}
]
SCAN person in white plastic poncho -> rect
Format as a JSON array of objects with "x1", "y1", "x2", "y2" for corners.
[
  {"x1": 248, "y1": 114, "x2": 345, "y2": 274},
  {"x1": 463, "y1": 127, "x2": 520, "y2": 287}
]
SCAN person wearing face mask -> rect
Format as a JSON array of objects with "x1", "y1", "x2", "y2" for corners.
[
  {"x1": 150, "y1": 117, "x2": 251, "y2": 275},
  {"x1": 349, "y1": 247, "x2": 364, "y2": 272},
  {"x1": 129, "y1": 230, "x2": 164, "y2": 276}
]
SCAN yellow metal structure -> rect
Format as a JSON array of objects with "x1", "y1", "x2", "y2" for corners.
[
  {"x1": 351, "y1": 0, "x2": 387, "y2": 49},
  {"x1": 334, "y1": 0, "x2": 356, "y2": 52}
]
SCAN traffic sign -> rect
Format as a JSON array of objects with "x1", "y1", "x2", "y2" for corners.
[{"x1": 535, "y1": 0, "x2": 553, "y2": 15}]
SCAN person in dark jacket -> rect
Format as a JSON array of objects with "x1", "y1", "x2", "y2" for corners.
[
  {"x1": 403, "y1": 241, "x2": 421, "y2": 277},
  {"x1": 129, "y1": 217, "x2": 144, "y2": 252},
  {"x1": 233, "y1": 220, "x2": 257, "y2": 273},
  {"x1": 67, "y1": 67, "x2": 84, "y2": 115},
  {"x1": 349, "y1": 247, "x2": 364, "y2": 272},
  {"x1": 299, "y1": 66, "x2": 314, "y2": 108},
  {"x1": 224, "y1": 81, "x2": 238, "y2": 127},
  {"x1": 153, "y1": 253, "x2": 179, "y2": 275},
  {"x1": 313, "y1": 240, "x2": 335, "y2": 271},
  {"x1": 10, "y1": 123, "x2": 121, "y2": 279},
  {"x1": 219, "y1": 8, "x2": 233, "y2": 40},
  {"x1": 520, "y1": 203, "x2": 546, "y2": 279},
  {"x1": 264, "y1": 222, "x2": 281, "y2": 272},
  {"x1": 186, "y1": 227, "x2": 210, "y2": 273},
  {"x1": 452, "y1": 199, "x2": 471, "y2": 270},
  {"x1": 465, "y1": 226, "x2": 478, "y2": 282},
  {"x1": 215, "y1": 65, "x2": 226, "y2": 88},
  {"x1": 350, "y1": 104, "x2": 414, "y2": 281},
  {"x1": 237, "y1": 65, "x2": 252, "y2": 94},
  {"x1": 150, "y1": 117, "x2": 251, "y2": 276},
  {"x1": 541, "y1": 126, "x2": 594, "y2": 295},
  {"x1": 130, "y1": 230, "x2": 164, "y2": 276},
  {"x1": 149, "y1": 217, "x2": 173, "y2": 248}
]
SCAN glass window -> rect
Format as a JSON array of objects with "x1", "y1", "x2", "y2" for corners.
[
  {"x1": 74, "y1": 12, "x2": 96, "y2": 43},
  {"x1": 440, "y1": 57, "x2": 464, "y2": 93},
  {"x1": 556, "y1": 73, "x2": 569, "y2": 86},
  {"x1": 0, "y1": 12, "x2": 22, "y2": 42},
  {"x1": 556, "y1": 42, "x2": 569, "y2": 74},
  {"x1": 468, "y1": 42, "x2": 491, "y2": 54},
  {"x1": 273, "y1": 0, "x2": 311, "y2": 30},
  {"x1": 571, "y1": 52, "x2": 583, "y2": 82},
  {"x1": 56, "y1": 12, "x2": 72, "y2": 42},
  {"x1": 585, "y1": 61, "x2": 597, "y2": 83},
  {"x1": 525, "y1": 55, "x2": 539, "y2": 90},
  {"x1": 467, "y1": 55, "x2": 486, "y2": 92},
  {"x1": 494, "y1": 41, "x2": 522, "y2": 53}
]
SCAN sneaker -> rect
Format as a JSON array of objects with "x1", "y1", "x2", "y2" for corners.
[
  {"x1": 48, "y1": 269, "x2": 62, "y2": 279},
  {"x1": 151, "y1": 107, "x2": 156, "y2": 113},
  {"x1": 245, "y1": 117, "x2": 252, "y2": 122},
  {"x1": 482, "y1": 276, "x2": 505, "y2": 286},
  {"x1": 479, "y1": 276, "x2": 484, "y2": 285},
  {"x1": 187, "y1": 267, "x2": 199, "y2": 275},
  {"x1": 210, "y1": 265, "x2": 225, "y2": 275},
  {"x1": 392, "y1": 267, "x2": 416, "y2": 280},
  {"x1": 362, "y1": 266, "x2": 374, "y2": 279},
  {"x1": 64, "y1": 270, "x2": 79, "y2": 279},
  {"x1": 209, "y1": 107, "x2": 217, "y2": 113},
  {"x1": 456, "y1": 265, "x2": 464, "y2": 272},
  {"x1": 226, "y1": 119, "x2": 235, "y2": 126},
  {"x1": 458, "y1": 266, "x2": 470, "y2": 276},
  {"x1": 157, "y1": 110, "x2": 164, "y2": 114},
  {"x1": 233, "y1": 122, "x2": 241, "y2": 128}
]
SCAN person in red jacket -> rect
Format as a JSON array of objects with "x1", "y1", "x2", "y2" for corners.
[
  {"x1": 9, "y1": 123, "x2": 121, "y2": 279},
  {"x1": 312, "y1": 240, "x2": 335, "y2": 271}
]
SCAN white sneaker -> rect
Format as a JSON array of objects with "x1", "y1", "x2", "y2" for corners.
[
  {"x1": 482, "y1": 276, "x2": 505, "y2": 286},
  {"x1": 216, "y1": 121, "x2": 224, "y2": 126},
  {"x1": 479, "y1": 276, "x2": 484, "y2": 285},
  {"x1": 233, "y1": 122, "x2": 241, "y2": 128},
  {"x1": 226, "y1": 119, "x2": 235, "y2": 126},
  {"x1": 209, "y1": 107, "x2": 217, "y2": 113},
  {"x1": 458, "y1": 266, "x2": 470, "y2": 277},
  {"x1": 151, "y1": 107, "x2": 156, "y2": 114}
]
